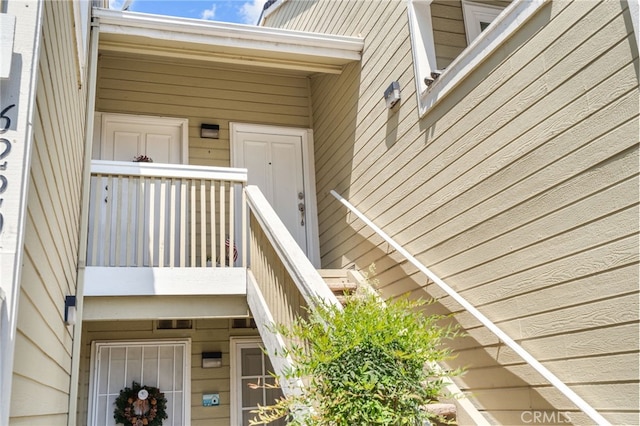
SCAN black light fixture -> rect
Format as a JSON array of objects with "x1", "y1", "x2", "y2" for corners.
[
  {"x1": 202, "y1": 352, "x2": 222, "y2": 368},
  {"x1": 201, "y1": 123, "x2": 220, "y2": 139},
  {"x1": 64, "y1": 295, "x2": 77, "y2": 326},
  {"x1": 384, "y1": 81, "x2": 401, "y2": 109}
]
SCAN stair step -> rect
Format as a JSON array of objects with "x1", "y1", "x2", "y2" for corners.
[{"x1": 318, "y1": 269, "x2": 370, "y2": 303}]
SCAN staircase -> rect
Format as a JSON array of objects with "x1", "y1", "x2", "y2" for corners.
[
  {"x1": 318, "y1": 268, "x2": 459, "y2": 426},
  {"x1": 318, "y1": 269, "x2": 367, "y2": 303}
]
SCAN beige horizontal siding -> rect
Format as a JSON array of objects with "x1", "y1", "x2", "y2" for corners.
[
  {"x1": 298, "y1": 0, "x2": 638, "y2": 423},
  {"x1": 77, "y1": 319, "x2": 259, "y2": 426},
  {"x1": 96, "y1": 55, "x2": 312, "y2": 168},
  {"x1": 13, "y1": 1, "x2": 87, "y2": 423}
]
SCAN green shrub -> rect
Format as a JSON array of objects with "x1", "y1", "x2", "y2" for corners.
[{"x1": 251, "y1": 292, "x2": 460, "y2": 426}]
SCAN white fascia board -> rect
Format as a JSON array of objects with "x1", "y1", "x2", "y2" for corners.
[
  {"x1": 93, "y1": 8, "x2": 363, "y2": 62},
  {"x1": 84, "y1": 266, "x2": 247, "y2": 296}
]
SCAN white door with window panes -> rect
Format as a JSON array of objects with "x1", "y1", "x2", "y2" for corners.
[
  {"x1": 88, "y1": 340, "x2": 190, "y2": 426},
  {"x1": 230, "y1": 338, "x2": 286, "y2": 426}
]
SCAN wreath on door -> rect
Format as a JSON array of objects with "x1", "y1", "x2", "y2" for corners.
[{"x1": 114, "y1": 381, "x2": 167, "y2": 426}]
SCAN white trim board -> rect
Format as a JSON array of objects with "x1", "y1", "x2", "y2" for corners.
[
  {"x1": 0, "y1": 2, "x2": 44, "y2": 423},
  {"x1": 84, "y1": 266, "x2": 247, "y2": 296}
]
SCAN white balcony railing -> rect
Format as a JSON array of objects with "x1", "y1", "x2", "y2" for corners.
[{"x1": 86, "y1": 160, "x2": 247, "y2": 268}]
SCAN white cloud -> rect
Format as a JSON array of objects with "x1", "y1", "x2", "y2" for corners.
[
  {"x1": 239, "y1": 0, "x2": 264, "y2": 25},
  {"x1": 201, "y1": 3, "x2": 217, "y2": 20}
]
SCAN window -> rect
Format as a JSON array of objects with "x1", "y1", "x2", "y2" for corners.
[
  {"x1": 461, "y1": 1, "x2": 505, "y2": 44},
  {"x1": 156, "y1": 319, "x2": 193, "y2": 330},
  {"x1": 230, "y1": 338, "x2": 285, "y2": 426},
  {"x1": 407, "y1": 0, "x2": 547, "y2": 117}
]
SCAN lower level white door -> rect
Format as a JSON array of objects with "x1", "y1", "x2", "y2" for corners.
[
  {"x1": 88, "y1": 340, "x2": 190, "y2": 426},
  {"x1": 230, "y1": 338, "x2": 285, "y2": 426}
]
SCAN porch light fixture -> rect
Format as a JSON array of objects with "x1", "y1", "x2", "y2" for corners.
[
  {"x1": 384, "y1": 81, "x2": 401, "y2": 109},
  {"x1": 200, "y1": 123, "x2": 220, "y2": 139},
  {"x1": 64, "y1": 295, "x2": 77, "y2": 326},
  {"x1": 202, "y1": 352, "x2": 222, "y2": 368}
]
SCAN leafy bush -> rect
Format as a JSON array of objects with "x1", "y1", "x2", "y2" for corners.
[{"x1": 251, "y1": 292, "x2": 460, "y2": 426}]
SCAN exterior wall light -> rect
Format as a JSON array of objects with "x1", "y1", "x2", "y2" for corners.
[
  {"x1": 384, "y1": 81, "x2": 401, "y2": 108},
  {"x1": 64, "y1": 295, "x2": 77, "y2": 326},
  {"x1": 202, "y1": 352, "x2": 222, "y2": 368},
  {"x1": 201, "y1": 123, "x2": 220, "y2": 139}
]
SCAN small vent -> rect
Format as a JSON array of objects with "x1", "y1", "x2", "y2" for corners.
[
  {"x1": 232, "y1": 318, "x2": 256, "y2": 329},
  {"x1": 157, "y1": 319, "x2": 193, "y2": 330}
]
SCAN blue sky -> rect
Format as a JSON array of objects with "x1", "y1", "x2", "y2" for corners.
[{"x1": 109, "y1": 0, "x2": 265, "y2": 25}]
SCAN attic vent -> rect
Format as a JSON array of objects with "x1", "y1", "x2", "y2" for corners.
[{"x1": 156, "y1": 319, "x2": 193, "y2": 330}]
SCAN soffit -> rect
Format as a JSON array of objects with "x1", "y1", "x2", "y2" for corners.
[{"x1": 94, "y1": 8, "x2": 363, "y2": 75}]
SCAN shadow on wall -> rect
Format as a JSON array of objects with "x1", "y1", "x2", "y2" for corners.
[
  {"x1": 337, "y1": 229, "x2": 589, "y2": 425},
  {"x1": 309, "y1": 61, "x2": 362, "y2": 260}
]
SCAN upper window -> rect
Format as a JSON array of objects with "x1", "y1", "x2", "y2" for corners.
[
  {"x1": 461, "y1": 1, "x2": 505, "y2": 44},
  {"x1": 408, "y1": 0, "x2": 547, "y2": 117}
]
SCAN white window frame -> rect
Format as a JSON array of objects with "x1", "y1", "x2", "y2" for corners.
[
  {"x1": 230, "y1": 337, "x2": 284, "y2": 426},
  {"x1": 461, "y1": 0, "x2": 505, "y2": 45},
  {"x1": 407, "y1": 0, "x2": 547, "y2": 117},
  {"x1": 87, "y1": 339, "x2": 191, "y2": 426}
]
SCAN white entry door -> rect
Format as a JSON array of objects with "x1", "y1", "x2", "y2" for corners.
[
  {"x1": 99, "y1": 113, "x2": 188, "y2": 164},
  {"x1": 231, "y1": 123, "x2": 320, "y2": 266},
  {"x1": 88, "y1": 340, "x2": 191, "y2": 426},
  {"x1": 89, "y1": 113, "x2": 189, "y2": 266}
]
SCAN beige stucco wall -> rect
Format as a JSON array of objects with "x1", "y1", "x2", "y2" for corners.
[
  {"x1": 95, "y1": 54, "x2": 313, "y2": 168},
  {"x1": 76, "y1": 319, "x2": 259, "y2": 426},
  {"x1": 266, "y1": 0, "x2": 639, "y2": 424},
  {"x1": 10, "y1": 2, "x2": 88, "y2": 424}
]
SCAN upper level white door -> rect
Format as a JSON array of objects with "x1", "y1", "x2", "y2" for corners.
[
  {"x1": 231, "y1": 123, "x2": 320, "y2": 267},
  {"x1": 89, "y1": 113, "x2": 189, "y2": 266},
  {"x1": 98, "y1": 113, "x2": 188, "y2": 164}
]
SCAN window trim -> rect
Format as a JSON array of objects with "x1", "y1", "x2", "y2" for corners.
[
  {"x1": 461, "y1": 0, "x2": 505, "y2": 45},
  {"x1": 230, "y1": 337, "x2": 283, "y2": 426},
  {"x1": 408, "y1": 0, "x2": 548, "y2": 117}
]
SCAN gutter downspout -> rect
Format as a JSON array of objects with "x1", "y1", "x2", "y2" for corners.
[{"x1": 67, "y1": 15, "x2": 100, "y2": 426}]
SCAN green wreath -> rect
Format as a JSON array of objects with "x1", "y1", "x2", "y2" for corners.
[{"x1": 114, "y1": 381, "x2": 168, "y2": 426}]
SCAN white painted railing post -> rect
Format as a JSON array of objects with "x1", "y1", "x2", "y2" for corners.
[{"x1": 86, "y1": 160, "x2": 247, "y2": 269}]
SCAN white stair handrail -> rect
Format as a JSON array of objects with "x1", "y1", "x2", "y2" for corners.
[{"x1": 330, "y1": 190, "x2": 611, "y2": 426}]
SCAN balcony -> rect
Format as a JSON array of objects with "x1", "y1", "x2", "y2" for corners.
[{"x1": 82, "y1": 160, "x2": 249, "y2": 319}]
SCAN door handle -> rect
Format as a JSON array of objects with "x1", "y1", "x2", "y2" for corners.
[{"x1": 298, "y1": 202, "x2": 305, "y2": 226}]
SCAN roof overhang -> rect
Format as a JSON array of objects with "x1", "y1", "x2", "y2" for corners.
[{"x1": 93, "y1": 8, "x2": 363, "y2": 74}]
